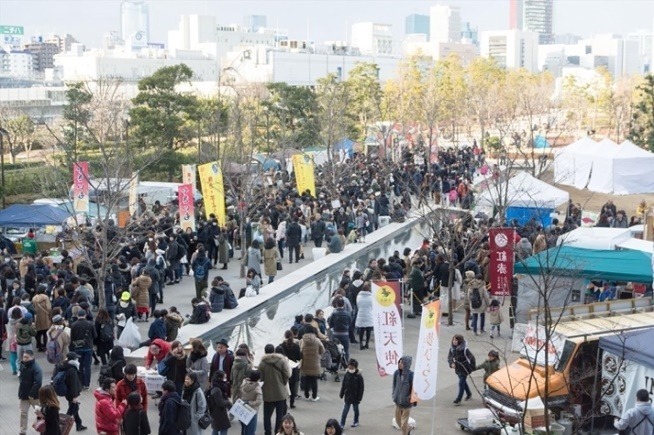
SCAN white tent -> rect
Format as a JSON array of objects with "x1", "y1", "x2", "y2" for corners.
[
  {"x1": 554, "y1": 138, "x2": 654, "y2": 194},
  {"x1": 477, "y1": 171, "x2": 569, "y2": 209},
  {"x1": 557, "y1": 227, "x2": 631, "y2": 250}
]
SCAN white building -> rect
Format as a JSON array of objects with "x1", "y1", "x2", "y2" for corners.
[
  {"x1": 351, "y1": 22, "x2": 393, "y2": 56},
  {"x1": 480, "y1": 29, "x2": 538, "y2": 72},
  {"x1": 121, "y1": 0, "x2": 149, "y2": 49},
  {"x1": 429, "y1": 5, "x2": 461, "y2": 44},
  {"x1": 433, "y1": 42, "x2": 478, "y2": 65},
  {"x1": 0, "y1": 49, "x2": 34, "y2": 78}
]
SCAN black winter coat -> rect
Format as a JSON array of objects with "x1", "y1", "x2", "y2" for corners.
[
  {"x1": 60, "y1": 362, "x2": 82, "y2": 400},
  {"x1": 340, "y1": 369, "x2": 364, "y2": 404},
  {"x1": 208, "y1": 385, "x2": 232, "y2": 431},
  {"x1": 209, "y1": 286, "x2": 225, "y2": 313},
  {"x1": 447, "y1": 343, "x2": 476, "y2": 376},
  {"x1": 18, "y1": 359, "x2": 43, "y2": 399},
  {"x1": 42, "y1": 404, "x2": 62, "y2": 435},
  {"x1": 122, "y1": 406, "x2": 151, "y2": 435},
  {"x1": 285, "y1": 222, "x2": 302, "y2": 247}
]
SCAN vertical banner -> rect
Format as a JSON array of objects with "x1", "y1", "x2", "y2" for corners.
[
  {"x1": 198, "y1": 161, "x2": 226, "y2": 227},
  {"x1": 371, "y1": 281, "x2": 403, "y2": 377},
  {"x1": 72, "y1": 161, "x2": 89, "y2": 213},
  {"x1": 182, "y1": 164, "x2": 197, "y2": 192},
  {"x1": 291, "y1": 154, "x2": 316, "y2": 197},
  {"x1": 489, "y1": 227, "x2": 515, "y2": 296},
  {"x1": 178, "y1": 183, "x2": 196, "y2": 232},
  {"x1": 128, "y1": 172, "x2": 139, "y2": 216},
  {"x1": 412, "y1": 300, "x2": 441, "y2": 401}
]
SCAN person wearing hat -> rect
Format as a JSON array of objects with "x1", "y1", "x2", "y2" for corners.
[
  {"x1": 69, "y1": 309, "x2": 96, "y2": 390},
  {"x1": 115, "y1": 291, "x2": 137, "y2": 337},
  {"x1": 58, "y1": 352, "x2": 86, "y2": 431},
  {"x1": 209, "y1": 338, "x2": 234, "y2": 390},
  {"x1": 46, "y1": 314, "x2": 70, "y2": 365}
]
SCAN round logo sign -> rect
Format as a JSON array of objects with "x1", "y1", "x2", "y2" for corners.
[
  {"x1": 375, "y1": 285, "x2": 396, "y2": 308},
  {"x1": 494, "y1": 233, "x2": 508, "y2": 248}
]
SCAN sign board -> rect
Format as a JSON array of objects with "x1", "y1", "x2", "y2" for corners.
[
  {"x1": 519, "y1": 323, "x2": 566, "y2": 366},
  {"x1": 600, "y1": 351, "x2": 654, "y2": 417},
  {"x1": 229, "y1": 399, "x2": 256, "y2": 424},
  {"x1": 0, "y1": 25, "x2": 24, "y2": 35}
]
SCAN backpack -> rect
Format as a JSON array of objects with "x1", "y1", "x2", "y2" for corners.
[
  {"x1": 46, "y1": 329, "x2": 64, "y2": 364},
  {"x1": 51, "y1": 369, "x2": 68, "y2": 397},
  {"x1": 470, "y1": 288, "x2": 482, "y2": 309},
  {"x1": 194, "y1": 258, "x2": 209, "y2": 281},
  {"x1": 99, "y1": 323, "x2": 113, "y2": 343},
  {"x1": 174, "y1": 398, "x2": 192, "y2": 431}
]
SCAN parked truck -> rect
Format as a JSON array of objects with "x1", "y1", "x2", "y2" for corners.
[{"x1": 484, "y1": 297, "x2": 654, "y2": 423}]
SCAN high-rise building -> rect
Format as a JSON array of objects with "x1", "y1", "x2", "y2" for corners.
[
  {"x1": 45, "y1": 34, "x2": 78, "y2": 52},
  {"x1": 405, "y1": 14, "x2": 430, "y2": 40},
  {"x1": 480, "y1": 29, "x2": 538, "y2": 71},
  {"x1": 24, "y1": 38, "x2": 60, "y2": 71},
  {"x1": 509, "y1": 0, "x2": 554, "y2": 44},
  {"x1": 461, "y1": 22, "x2": 478, "y2": 45},
  {"x1": 121, "y1": 0, "x2": 149, "y2": 48},
  {"x1": 244, "y1": 15, "x2": 267, "y2": 33},
  {"x1": 430, "y1": 4, "x2": 462, "y2": 44},
  {"x1": 351, "y1": 22, "x2": 393, "y2": 55}
]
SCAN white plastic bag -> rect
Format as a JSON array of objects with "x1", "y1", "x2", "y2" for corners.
[
  {"x1": 116, "y1": 318, "x2": 142, "y2": 349},
  {"x1": 245, "y1": 286, "x2": 257, "y2": 297},
  {"x1": 392, "y1": 417, "x2": 416, "y2": 430}
]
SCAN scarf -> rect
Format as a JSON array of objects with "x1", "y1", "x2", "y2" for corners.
[{"x1": 182, "y1": 382, "x2": 200, "y2": 403}]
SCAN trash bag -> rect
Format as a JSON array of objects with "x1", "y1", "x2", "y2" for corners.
[{"x1": 116, "y1": 318, "x2": 141, "y2": 349}]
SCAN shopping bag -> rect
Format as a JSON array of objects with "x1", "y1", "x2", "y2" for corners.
[
  {"x1": 244, "y1": 286, "x2": 257, "y2": 297},
  {"x1": 116, "y1": 318, "x2": 141, "y2": 349}
]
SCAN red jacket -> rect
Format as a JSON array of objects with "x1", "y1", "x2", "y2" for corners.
[
  {"x1": 115, "y1": 377, "x2": 148, "y2": 408},
  {"x1": 94, "y1": 389, "x2": 126, "y2": 435},
  {"x1": 144, "y1": 338, "x2": 171, "y2": 368}
]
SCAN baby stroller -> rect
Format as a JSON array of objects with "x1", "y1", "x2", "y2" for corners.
[{"x1": 320, "y1": 338, "x2": 346, "y2": 382}]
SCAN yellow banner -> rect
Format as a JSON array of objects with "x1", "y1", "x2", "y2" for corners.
[
  {"x1": 292, "y1": 154, "x2": 315, "y2": 197},
  {"x1": 198, "y1": 162, "x2": 226, "y2": 227}
]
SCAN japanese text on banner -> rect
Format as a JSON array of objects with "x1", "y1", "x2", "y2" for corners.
[
  {"x1": 371, "y1": 281, "x2": 403, "y2": 377},
  {"x1": 489, "y1": 228, "x2": 515, "y2": 296},
  {"x1": 198, "y1": 162, "x2": 226, "y2": 227},
  {"x1": 412, "y1": 300, "x2": 440, "y2": 401},
  {"x1": 72, "y1": 161, "x2": 89, "y2": 213},
  {"x1": 178, "y1": 183, "x2": 196, "y2": 231},
  {"x1": 291, "y1": 154, "x2": 316, "y2": 197},
  {"x1": 182, "y1": 164, "x2": 197, "y2": 192}
]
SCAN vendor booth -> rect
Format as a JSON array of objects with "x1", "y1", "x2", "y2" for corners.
[
  {"x1": 0, "y1": 204, "x2": 71, "y2": 226},
  {"x1": 476, "y1": 171, "x2": 569, "y2": 226},
  {"x1": 556, "y1": 227, "x2": 632, "y2": 250},
  {"x1": 513, "y1": 246, "x2": 653, "y2": 323}
]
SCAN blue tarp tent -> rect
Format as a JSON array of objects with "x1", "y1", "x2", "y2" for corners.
[
  {"x1": 0, "y1": 204, "x2": 71, "y2": 226},
  {"x1": 534, "y1": 135, "x2": 549, "y2": 149},
  {"x1": 506, "y1": 206, "x2": 553, "y2": 227},
  {"x1": 334, "y1": 138, "x2": 355, "y2": 157},
  {"x1": 514, "y1": 246, "x2": 653, "y2": 283}
]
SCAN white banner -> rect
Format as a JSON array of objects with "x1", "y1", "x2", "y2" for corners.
[
  {"x1": 182, "y1": 164, "x2": 196, "y2": 192},
  {"x1": 412, "y1": 300, "x2": 441, "y2": 400},
  {"x1": 520, "y1": 323, "x2": 565, "y2": 366},
  {"x1": 600, "y1": 351, "x2": 654, "y2": 417},
  {"x1": 581, "y1": 210, "x2": 599, "y2": 227},
  {"x1": 128, "y1": 172, "x2": 139, "y2": 216},
  {"x1": 371, "y1": 282, "x2": 404, "y2": 377}
]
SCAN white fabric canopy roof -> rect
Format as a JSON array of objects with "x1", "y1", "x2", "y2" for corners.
[
  {"x1": 554, "y1": 138, "x2": 654, "y2": 194},
  {"x1": 477, "y1": 171, "x2": 569, "y2": 209}
]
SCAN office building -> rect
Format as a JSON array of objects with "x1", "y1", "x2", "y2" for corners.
[
  {"x1": 121, "y1": 0, "x2": 149, "y2": 48},
  {"x1": 405, "y1": 14, "x2": 430, "y2": 40},
  {"x1": 23, "y1": 39, "x2": 60, "y2": 71},
  {"x1": 522, "y1": 0, "x2": 554, "y2": 44},
  {"x1": 351, "y1": 22, "x2": 393, "y2": 55},
  {"x1": 0, "y1": 49, "x2": 34, "y2": 78},
  {"x1": 461, "y1": 22, "x2": 478, "y2": 45},
  {"x1": 480, "y1": 29, "x2": 538, "y2": 71},
  {"x1": 244, "y1": 15, "x2": 267, "y2": 33},
  {"x1": 509, "y1": 0, "x2": 523, "y2": 30},
  {"x1": 430, "y1": 4, "x2": 462, "y2": 44}
]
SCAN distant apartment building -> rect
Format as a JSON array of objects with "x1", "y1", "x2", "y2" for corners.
[
  {"x1": 405, "y1": 14, "x2": 430, "y2": 40},
  {"x1": 24, "y1": 39, "x2": 60, "y2": 71},
  {"x1": 509, "y1": 0, "x2": 554, "y2": 45},
  {"x1": 244, "y1": 15, "x2": 267, "y2": 33},
  {"x1": 351, "y1": 22, "x2": 393, "y2": 55},
  {"x1": 45, "y1": 34, "x2": 78, "y2": 52},
  {"x1": 480, "y1": 29, "x2": 538, "y2": 71},
  {"x1": 121, "y1": 0, "x2": 149, "y2": 48},
  {"x1": 0, "y1": 49, "x2": 34, "y2": 78}
]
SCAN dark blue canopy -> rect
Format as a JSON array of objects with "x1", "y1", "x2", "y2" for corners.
[
  {"x1": 0, "y1": 204, "x2": 71, "y2": 226},
  {"x1": 599, "y1": 327, "x2": 654, "y2": 369}
]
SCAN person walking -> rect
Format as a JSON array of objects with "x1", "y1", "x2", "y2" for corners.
[
  {"x1": 279, "y1": 330, "x2": 301, "y2": 409},
  {"x1": 355, "y1": 283, "x2": 374, "y2": 349},
  {"x1": 339, "y1": 358, "x2": 364, "y2": 428},
  {"x1": 94, "y1": 308, "x2": 114, "y2": 365},
  {"x1": 59, "y1": 352, "x2": 86, "y2": 431},
  {"x1": 35, "y1": 385, "x2": 61, "y2": 435},
  {"x1": 69, "y1": 309, "x2": 96, "y2": 389},
  {"x1": 46, "y1": 315, "x2": 70, "y2": 365},
  {"x1": 207, "y1": 370, "x2": 231, "y2": 435},
  {"x1": 158, "y1": 380, "x2": 182, "y2": 435},
  {"x1": 186, "y1": 339, "x2": 211, "y2": 391},
  {"x1": 259, "y1": 344, "x2": 291, "y2": 435},
  {"x1": 328, "y1": 297, "x2": 352, "y2": 363},
  {"x1": 18, "y1": 349, "x2": 43, "y2": 435},
  {"x1": 448, "y1": 334, "x2": 476, "y2": 405},
  {"x1": 286, "y1": 218, "x2": 302, "y2": 264},
  {"x1": 487, "y1": 299, "x2": 504, "y2": 338},
  {"x1": 94, "y1": 377, "x2": 126, "y2": 435},
  {"x1": 230, "y1": 347, "x2": 252, "y2": 404},
  {"x1": 263, "y1": 237, "x2": 280, "y2": 284},
  {"x1": 32, "y1": 286, "x2": 52, "y2": 352},
  {"x1": 182, "y1": 372, "x2": 207, "y2": 435},
  {"x1": 614, "y1": 389, "x2": 654, "y2": 435},
  {"x1": 239, "y1": 370, "x2": 263, "y2": 435},
  {"x1": 244, "y1": 240, "x2": 263, "y2": 277},
  {"x1": 191, "y1": 247, "x2": 212, "y2": 299},
  {"x1": 466, "y1": 275, "x2": 489, "y2": 335},
  {"x1": 392, "y1": 355, "x2": 415, "y2": 435},
  {"x1": 300, "y1": 325, "x2": 324, "y2": 402}
]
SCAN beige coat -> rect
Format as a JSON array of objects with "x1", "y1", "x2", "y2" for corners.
[
  {"x1": 300, "y1": 333, "x2": 324, "y2": 377},
  {"x1": 32, "y1": 293, "x2": 52, "y2": 331},
  {"x1": 465, "y1": 278, "x2": 490, "y2": 314},
  {"x1": 131, "y1": 275, "x2": 152, "y2": 308},
  {"x1": 263, "y1": 247, "x2": 280, "y2": 277}
]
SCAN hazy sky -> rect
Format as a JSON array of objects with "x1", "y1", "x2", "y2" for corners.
[{"x1": 1, "y1": 0, "x2": 653, "y2": 47}]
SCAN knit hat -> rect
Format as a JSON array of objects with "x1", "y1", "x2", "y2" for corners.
[
  {"x1": 121, "y1": 291, "x2": 131, "y2": 302},
  {"x1": 52, "y1": 314, "x2": 63, "y2": 324}
]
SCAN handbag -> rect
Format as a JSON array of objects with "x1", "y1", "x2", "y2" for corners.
[
  {"x1": 276, "y1": 259, "x2": 283, "y2": 271},
  {"x1": 32, "y1": 418, "x2": 46, "y2": 433},
  {"x1": 198, "y1": 412, "x2": 213, "y2": 430}
]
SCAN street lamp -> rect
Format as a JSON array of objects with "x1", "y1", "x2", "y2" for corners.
[{"x1": 0, "y1": 127, "x2": 9, "y2": 209}]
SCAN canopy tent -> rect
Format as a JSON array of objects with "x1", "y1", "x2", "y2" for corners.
[
  {"x1": 555, "y1": 138, "x2": 654, "y2": 194},
  {"x1": 556, "y1": 227, "x2": 632, "y2": 250},
  {"x1": 0, "y1": 204, "x2": 71, "y2": 227},
  {"x1": 514, "y1": 246, "x2": 653, "y2": 283},
  {"x1": 599, "y1": 328, "x2": 654, "y2": 378},
  {"x1": 477, "y1": 171, "x2": 569, "y2": 209},
  {"x1": 333, "y1": 138, "x2": 355, "y2": 158}
]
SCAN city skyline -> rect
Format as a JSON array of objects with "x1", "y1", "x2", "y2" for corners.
[{"x1": 1, "y1": 0, "x2": 653, "y2": 49}]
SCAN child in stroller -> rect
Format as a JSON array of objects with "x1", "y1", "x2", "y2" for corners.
[{"x1": 320, "y1": 338, "x2": 347, "y2": 382}]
